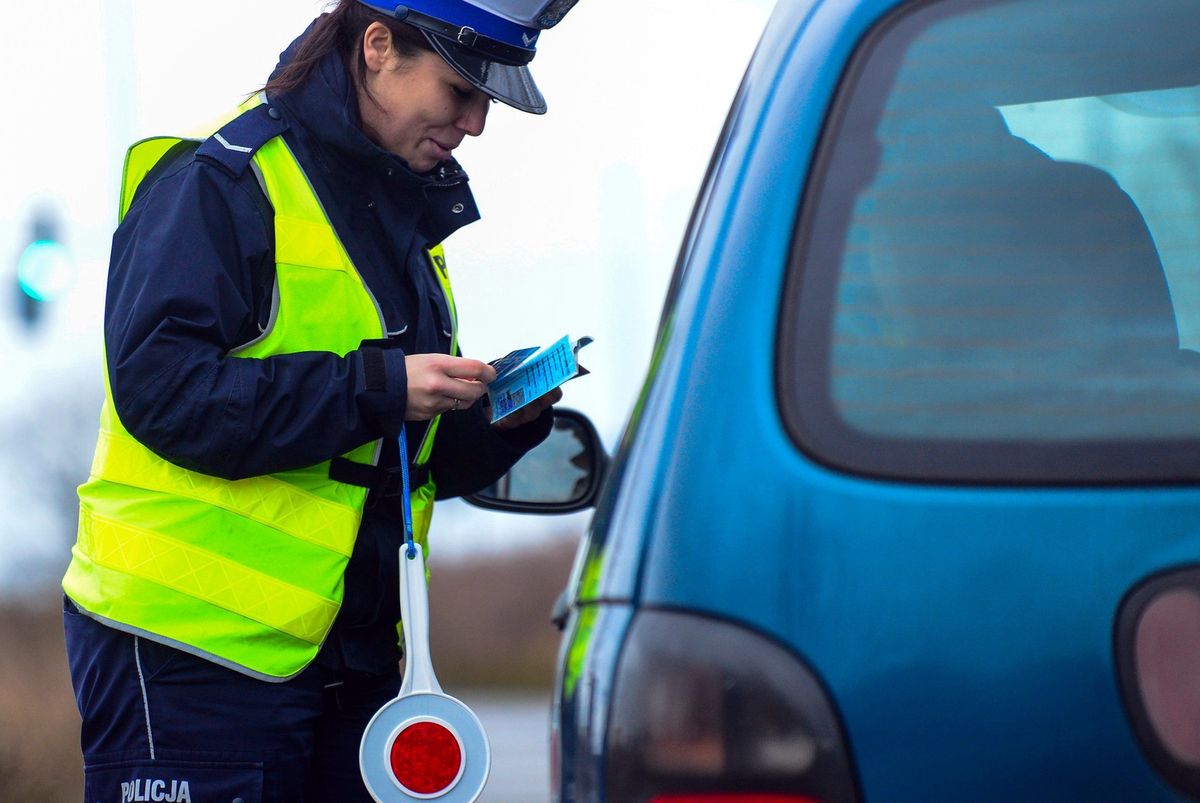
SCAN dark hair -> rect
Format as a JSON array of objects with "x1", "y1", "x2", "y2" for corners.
[{"x1": 262, "y1": 0, "x2": 434, "y2": 98}]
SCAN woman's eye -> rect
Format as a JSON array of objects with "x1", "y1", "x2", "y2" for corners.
[{"x1": 451, "y1": 85, "x2": 473, "y2": 100}]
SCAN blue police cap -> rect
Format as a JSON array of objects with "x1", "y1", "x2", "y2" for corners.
[{"x1": 356, "y1": 0, "x2": 582, "y2": 114}]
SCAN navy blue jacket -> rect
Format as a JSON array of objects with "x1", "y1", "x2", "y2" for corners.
[{"x1": 103, "y1": 31, "x2": 550, "y2": 674}]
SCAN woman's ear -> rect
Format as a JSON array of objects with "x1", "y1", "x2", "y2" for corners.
[{"x1": 361, "y1": 21, "x2": 394, "y2": 74}]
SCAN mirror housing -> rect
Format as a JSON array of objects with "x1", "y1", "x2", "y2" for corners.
[{"x1": 466, "y1": 408, "x2": 608, "y2": 514}]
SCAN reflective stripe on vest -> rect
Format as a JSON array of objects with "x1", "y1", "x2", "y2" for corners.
[{"x1": 63, "y1": 99, "x2": 457, "y2": 680}]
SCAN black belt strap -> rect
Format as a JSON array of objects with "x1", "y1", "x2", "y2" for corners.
[{"x1": 329, "y1": 458, "x2": 430, "y2": 498}]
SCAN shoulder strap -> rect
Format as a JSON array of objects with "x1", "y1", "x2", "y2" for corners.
[
  {"x1": 195, "y1": 100, "x2": 290, "y2": 179},
  {"x1": 118, "y1": 98, "x2": 289, "y2": 220}
]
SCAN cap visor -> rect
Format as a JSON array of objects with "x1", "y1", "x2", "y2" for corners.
[{"x1": 424, "y1": 32, "x2": 547, "y2": 115}]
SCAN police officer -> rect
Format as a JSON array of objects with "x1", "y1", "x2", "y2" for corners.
[{"x1": 62, "y1": 1, "x2": 581, "y2": 800}]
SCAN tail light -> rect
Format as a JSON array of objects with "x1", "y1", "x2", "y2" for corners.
[
  {"x1": 1116, "y1": 567, "x2": 1200, "y2": 798},
  {"x1": 605, "y1": 610, "x2": 859, "y2": 802}
]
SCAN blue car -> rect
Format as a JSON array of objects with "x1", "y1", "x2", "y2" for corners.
[{"x1": 470, "y1": 0, "x2": 1200, "y2": 799}]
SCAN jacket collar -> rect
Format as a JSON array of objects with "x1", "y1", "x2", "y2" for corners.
[{"x1": 268, "y1": 21, "x2": 481, "y2": 242}]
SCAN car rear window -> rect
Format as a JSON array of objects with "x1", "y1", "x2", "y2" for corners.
[{"x1": 781, "y1": 0, "x2": 1200, "y2": 483}]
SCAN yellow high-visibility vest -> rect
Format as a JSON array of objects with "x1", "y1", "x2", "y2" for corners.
[{"x1": 63, "y1": 98, "x2": 458, "y2": 680}]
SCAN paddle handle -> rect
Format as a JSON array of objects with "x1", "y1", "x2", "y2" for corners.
[{"x1": 398, "y1": 547, "x2": 442, "y2": 696}]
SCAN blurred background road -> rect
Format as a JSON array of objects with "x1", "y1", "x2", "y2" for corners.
[{"x1": 463, "y1": 690, "x2": 555, "y2": 802}]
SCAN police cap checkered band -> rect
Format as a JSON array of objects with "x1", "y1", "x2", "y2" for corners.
[
  {"x1": 356, "y1": 0, "x2": 580, "y2": 61},
  {"x1": 355, "y1": 0, "x2": 582, "y2": 114}
]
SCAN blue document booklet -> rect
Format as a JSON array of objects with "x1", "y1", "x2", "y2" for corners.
[{"x1": 486, "y1": 336, "x2": 592, "y2": 423}]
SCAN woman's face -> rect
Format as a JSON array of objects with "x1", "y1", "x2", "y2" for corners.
[{"x1": 358, "y1": 23, "x2": 491, "y2": 172}]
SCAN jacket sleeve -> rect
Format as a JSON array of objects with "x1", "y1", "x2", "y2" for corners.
[
  {"x1": 428, "y1": 401, "x2": 554, "y2": 500},
  {"x1": 106, "y1": 159, "x2": 407, "y2": 480}
]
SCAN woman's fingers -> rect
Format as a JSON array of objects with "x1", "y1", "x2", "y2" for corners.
[
  {"x1": 404, "y1": 354, "x2": 497, "y2": 420},
  {"x1": 443, "y1": 358, "x2": 497, "y2": 383},
  {"x1": 404, "y1": 354, "x2": 566, "y2": 424},
  {"x1": 442, "y1": 376, "x2": 489, "y2": 404}
]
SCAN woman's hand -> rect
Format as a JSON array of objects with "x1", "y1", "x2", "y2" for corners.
[
  {"x1": 405, "y1": 354, "x2": 497, "y2": 420},
  {"x1": 491, "y1": 387, "x2": 563, "y2": 431}
]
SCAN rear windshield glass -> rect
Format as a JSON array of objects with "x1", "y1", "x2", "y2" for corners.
[{"x1": 782, "y1": 0, "x2": 1200, "y2": 483}]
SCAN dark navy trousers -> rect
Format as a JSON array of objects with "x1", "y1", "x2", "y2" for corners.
[{"x1": 63, "y1": 598, "x2": 400, "y2": 803}]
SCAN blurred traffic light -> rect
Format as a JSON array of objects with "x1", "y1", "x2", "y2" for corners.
[{"x1": 15, "y1": 211, "x2": 74, "y2": 329}]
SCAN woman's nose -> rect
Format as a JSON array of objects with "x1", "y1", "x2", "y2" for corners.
[{"x1": 458, "y1": 96, "x2": 489, "y2": 137}]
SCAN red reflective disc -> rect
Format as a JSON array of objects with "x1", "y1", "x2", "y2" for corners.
[{"x1": 390, "y1": 720, "x2": 463, "y2": 795}]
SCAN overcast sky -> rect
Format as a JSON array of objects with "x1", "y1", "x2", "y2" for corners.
[{"x1": 0, "y1": 0, "x2": 776, "y2": 587}]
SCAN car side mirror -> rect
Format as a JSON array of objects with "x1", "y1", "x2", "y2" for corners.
[{"x1": 466, "y1": 408, "x2": 608, "y2": 514}]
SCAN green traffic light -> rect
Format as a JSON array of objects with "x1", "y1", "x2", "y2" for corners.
[{"x1": 17, "y1": 239, "x2": 74, "y2": 302}]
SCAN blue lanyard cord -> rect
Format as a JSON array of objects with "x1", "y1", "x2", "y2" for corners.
[{"x1": 398, "y1": 425, "x2": 417, "y2": 559}]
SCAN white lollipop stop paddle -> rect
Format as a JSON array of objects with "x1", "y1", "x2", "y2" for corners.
[{"x1": 359, "y1": 546, "x2": 491, "y2": 802}]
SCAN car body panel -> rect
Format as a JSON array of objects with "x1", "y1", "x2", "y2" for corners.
[{"x1": 555, "y1": 0, "x2": 1200, "y2": 799}]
